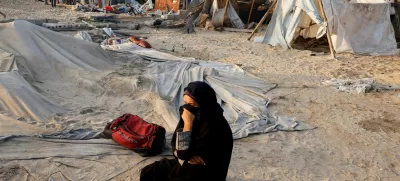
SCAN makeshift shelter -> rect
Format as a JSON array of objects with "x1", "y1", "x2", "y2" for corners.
[
  {"x1": 262, "y1": 0, "x2": 398, "y2": 55},
  {"x1": 188, "y1": 0, "x2": 245, "y2": 28}
]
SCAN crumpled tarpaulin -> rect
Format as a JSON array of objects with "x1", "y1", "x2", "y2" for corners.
[
  {"x1": 0, "y1": 20, "x2": 313, "y2": 180},
  {"x1": 104, "y1": 43, "x2": 313, "y2": 138},
  {"x1": 262, "y1": 0, "x2": 397, "y2": 55},
  {"x1": 0, "y1": 19, "x2": 314, "y2": 140}
]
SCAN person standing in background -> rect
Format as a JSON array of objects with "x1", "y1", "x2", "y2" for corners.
[
  {"x1": 44, "y1": 0, "x2": 56, "y2": 7},
  {"x1": 51, "y1": 0, "x2": 57, "y2": 7}
]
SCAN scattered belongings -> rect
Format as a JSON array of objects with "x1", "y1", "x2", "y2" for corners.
[
  {"x1": 106, "y1": 37, "x2": 126, "y2": 45},
  {"x1": 323, "y1": 78, "x2": 400, "y2": 94},
  {"x1": 49, "y1": 0, "x2": 256, "y2": 34},
  {"x1": 79, "y1": 15, "x2": 120, "y2": 23},
  {"x1": 129, "y1": 35, "x2": 152, "y2": 48},
  {"x1": 102, "y1": 27, "x2": 129, "y2": 45},
  {"x1": 140, "y1": 0, "x2": 155, "y2": 12},
  {"x1": 72, "y1": 2, "x2": 94, "y2": 12}
]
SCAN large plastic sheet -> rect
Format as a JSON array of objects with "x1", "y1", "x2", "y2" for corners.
[
  {"x1": 104, "y1": 43, "x2": 311, "y2": 138},
  {"x1": 0, "y1": 20, "x2": 313, "y2": 180},
  {"x1": 0, "y1": 20, "x2": 313, "y2": 139}
]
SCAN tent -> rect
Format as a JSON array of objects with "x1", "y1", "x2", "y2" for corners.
[
  {"x1": 188, "y1": 0, "x2": 245, "y2": 29},
  {"x1": 262, "y1": 0, "x2": 398, "y2": 55}
]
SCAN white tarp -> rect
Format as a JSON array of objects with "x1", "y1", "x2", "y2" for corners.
[
  {"x1": 262, "y1": 0, "x2": 397, "y2": 55},
  {"x1": 0, "y1": 20, "x2": 313, "y2": 180},
  {"x1": 323, "y1": 0, "x2": 397, "y2": 55}
]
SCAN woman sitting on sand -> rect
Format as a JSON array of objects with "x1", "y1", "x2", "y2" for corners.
[{"x1": 140, "y1": 81, "x2": 234, "y2": 181}]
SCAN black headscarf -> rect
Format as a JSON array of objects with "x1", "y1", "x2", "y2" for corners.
[
  {"x1": 170, "y1": 81, "x2": 233, "y2": 180},
  {"x1": 172, "y1": 81, "x2": 227, "y2": 155},
  {"x1": 182, "y1": 81, "x2": 224, "y2": 120}
]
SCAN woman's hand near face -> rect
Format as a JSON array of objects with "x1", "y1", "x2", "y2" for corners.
[
  {"x1": 182, "y1": 108, "x2": 195, "y2": 131},
  {"x1": 188, "y1": 155, "x2": 206, "y2": 165}
]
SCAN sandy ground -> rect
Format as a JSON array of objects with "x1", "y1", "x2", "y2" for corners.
[{"x1": 2, "y1": 1, "x2": 400, "y2": 180}]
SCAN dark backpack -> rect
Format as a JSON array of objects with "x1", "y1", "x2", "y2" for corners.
[{"x1": 109, "y1": 114, "x2": 166, "y2": 157}]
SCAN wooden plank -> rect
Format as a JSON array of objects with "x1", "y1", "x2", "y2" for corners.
[
  {"x1": 224, "y1": 27, "x2": 253, "y2": 33},
  {"x1": 56, "y1": 4, "x2": 74, "y2": 8}
]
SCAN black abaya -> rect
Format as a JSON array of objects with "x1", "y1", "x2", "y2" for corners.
[{"x1": 141, "y1": 81, "x2": 233, "y2": 181}]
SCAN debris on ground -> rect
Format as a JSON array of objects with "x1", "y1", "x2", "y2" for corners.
[
  {"x1": 74, "y1": 31, "x2": 93, "y2": 42},
  {"x1": 323, "y1": 78, "x2": 400, "y2": 94}
]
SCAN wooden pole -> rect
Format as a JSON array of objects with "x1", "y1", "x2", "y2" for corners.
[
  {"x1": 0, "y1": 11, "x2": 6, "y2": 18},
  {"x1": 316, "y1": 0, "x2": 336, "y2": 59},
  {"x1": 247, "y1": 0, "x2": 255, "y2": 24},
  {"x1": 221, "y1": 0, "x2": 230, "y2": 28},
  {"x1": 247, "y1": 0, "x2": 277, "y2": 41}
]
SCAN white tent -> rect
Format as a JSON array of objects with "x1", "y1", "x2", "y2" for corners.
[{"x1": 262, "y1": 0, "x2": 398, "y2": 55}]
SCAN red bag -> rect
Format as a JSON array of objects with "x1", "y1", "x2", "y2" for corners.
[
  {"x1": 110, "y1": 114, "x2": 166, "y2": 156},
  {"x1": 129, "y1": 36, "x2": 152, "y2": 48}
]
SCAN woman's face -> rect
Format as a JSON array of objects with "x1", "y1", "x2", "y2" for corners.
[{"x1": 183, "y1": 95, "x2": 200, "y2": 108}]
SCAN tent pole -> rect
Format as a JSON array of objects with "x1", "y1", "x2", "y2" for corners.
[
  {"x1": 247, "y1": 0, "x2": 255, "y2": 24},
  {"x1": 0, "y1": 11, "x2": 6, "y2": 18},
  {"x1": 317, "y1": 0, "x2": 336, "y2": 59},
  {"x1": 221, "y1": 0, "x2": 230, "y2": 29},
  {"x1": 247, "y1": 0, "x2": 277, "y2": 41}
]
